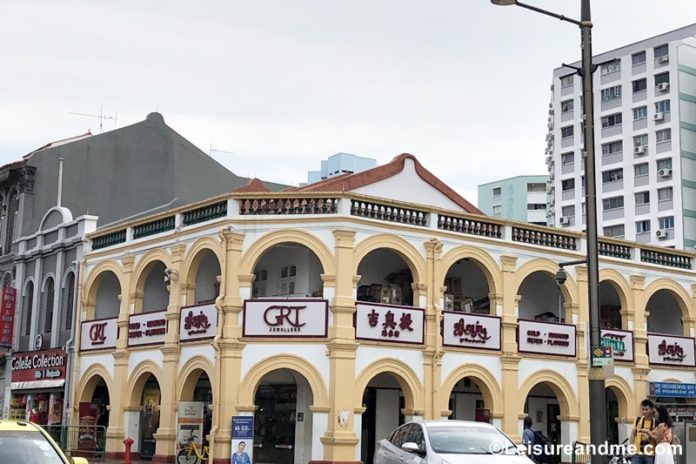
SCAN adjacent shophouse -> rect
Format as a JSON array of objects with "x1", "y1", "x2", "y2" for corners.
[{"x1": 71, "y1": 153, "x2": 696, "y2": 464}]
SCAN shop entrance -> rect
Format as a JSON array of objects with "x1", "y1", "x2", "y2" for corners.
[
  {"x1": 605, "y1": 388, "x2": 619, "y2": 445},
  {"x1": 448, "y1": 377, "x2": 488, "y2": 422},
  {"x1": 139, "y1": 375, "x2": 161, "y2": 461},
  {"x1": 524, "y1": 383, "x2": 562, "y2": 464},
  {"x1": 253, "y1": 369, "x2": 313, "y2": 464},
  {"x1": 360, "y1": 373, "x2": 405, "y2": 464}
]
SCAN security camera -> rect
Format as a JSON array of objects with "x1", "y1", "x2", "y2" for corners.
[{"x1": 555, "y1": 268, "x2": 567, "y2": 286}]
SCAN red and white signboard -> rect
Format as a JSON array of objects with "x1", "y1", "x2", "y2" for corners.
[
  {"x1": 11, "y1": 348, "x2": 68, "y2": 389},
  {"x1": 243, "y1": 299, "x2": 328, "y2": 338},
  {"x1": 180, "y1": 304, "x2": 217, "y2": 341},
  {"x1": 80, "y1": 318, "x2": 118, "y2": 351},
  {"x1": 601, "y1": 329, "x2": 634, "y2": 362},
  {"x1": 518, "y1": 319, "x2": 576, "y2": 357},
  {"x1": 128, "y1": 311, "x2": 167, "y2": 346},
  {"x1": 355, "y1": 302, "x2": 424, "y2": 344},
  {"x1": 0, "y1": 287, "x2": 17, "y2": 347},
  {"x1": 648, "y1": 333, "x2": 696, "y2": 367},
  {"x1": 442, "y1": 312, "x2": 501, "y2": 350}
]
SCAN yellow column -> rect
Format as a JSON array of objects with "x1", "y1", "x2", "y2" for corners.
[
  {"x1": 500, "y1": 255, "x2": 521, "y2": 441},
  {"x1": 574, "y1": 266, "x2": 590, "y2": 443},
  {"x1": 630, "y1": 276, "x2": 650, "y2": 402},
  {"x1": 319, "y1": 230, "x2": 360, "y2": 463},
  {"x1": 154, "y1": 244, "x2": 185, "y2": 460},
  {"x1": 423, "y1": 238, "x2": 442, "y2": 420},
  {"x1": 211, "y1": 229, "x2": 246, "y2": 464}
]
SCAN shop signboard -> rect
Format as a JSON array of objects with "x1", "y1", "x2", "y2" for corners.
[
  {"x1": 180, "y1": 304, "x2": 217, "y2": 342},
  {"x1": 80, "y1": 318, "x2": 118, "y2": 351},
  {"x1": 650, "y1": 382, "x2": 696, "y2": 398},
  {"x1": 128, "y1": 311, "x2": 167, "y2": 346},
  {"x1": 177, "y1": 401, "x2": 205, "y2": 446},
  {"x1": 11, "y1": 348, "x2": 68, "y2": 389},
  {"x1": 442, "y1": 312, "x2": 501, "y2": 350},
  {"x1": 231, "y1": 416, "x2": 254, "y2": 464},
  {"x1": 243, "y1": 299, "x2": 328, "y2": 338},
  {"x1": 600, "y1": 329, "x2": 634, "y2": 362},
  {"x1": 78, "y1": 402, "x2": 100, "y2": 451},
  {"x1": 0, "y1": 287, "x2": 17, "y2": 348},
  {"x1": 647, "y1": 333, "x2": 696, "y2": 367},
  {"x1": 355, "y1": 302, "x2": 424, "y2": 344},
  {"x1": 517, "y1": 319, "x2": 577, "y2": 357}
]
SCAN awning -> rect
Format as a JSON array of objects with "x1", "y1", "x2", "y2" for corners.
[{"x1": 11, "y1": 379, "x2": 65, "y2": 390}]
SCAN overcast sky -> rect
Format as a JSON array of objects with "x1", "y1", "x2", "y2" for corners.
[{"x1": 1, "y1": 1, "x2": 694, "y2": 204}]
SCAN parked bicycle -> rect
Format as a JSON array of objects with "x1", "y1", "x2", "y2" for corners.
[{"x1": 177, "y1": 430, "x2": 209, "y2": 464}]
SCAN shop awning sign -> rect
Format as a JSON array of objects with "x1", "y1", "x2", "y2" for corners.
[
  {"x1": 650, "y1": 382, "x2": 696, "y2": 398},
  {"x1": 442, "y1": 312, "x2": 501, "y2": 350},
  {"x1": 11, "y1": 348, "x2": 67, "y2": 390},
  {"x1": 517, "y1": 319, "x2": 577, "y2": 357},
  {"x1": 243, "y1": 299, "x2": 328, "y2": 338},
  {"x1": 647, "y1": 333, "x2": 696, "y2": 367},
  {"x1": 179, "y1": 304, "x2": 217, "y2": 341},
  {"x1": 355, "y1": 302, "x2": 424, "y2": 344},
  {"x1": 80, "y1": 318, "x2": 118, "y2": 351},
  {"x1": 128, "y1": 311, "x2": 168, "y2": 346}
]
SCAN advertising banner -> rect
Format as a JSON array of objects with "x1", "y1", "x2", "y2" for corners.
[
  {"x1": 128, "y1": 311, "x2": 167, "y2": 346},
  {"x1": 442, "y1": 312, "x2": 501, "y2": 350},
  {"x1": 11, "y1": 349, "x2": 68, "y2": 389},
  {"x1": 517, "y1": 319, "x2": 576, "y2": 357},
  {"x1": 78, "y1": 402, "x2": 100, "y2": 451},
  {"x1": 80, "y1": 318, "x2": 118, "y2": 351},
  {"x1": 177, "y1": 401, "x2": 205, "y2": 446},
  {"x1": 243, "y1": 299, "x2": 327, "y2": 338},
  {"x1": 231, "y1": 416, "x2": 254, "y2": 464},
  {"x1": 180, "y1": 304, "x2": 217, "y2": 341},
  {"x1": 355, "y1": 302, "x2": 424, "y2": 344},
  {"x1": 647, "y1": 333, "x2": 696, "y2": 367},
  {"x1": 0, "y1": 288, "x2": 16, "y2": 347}
]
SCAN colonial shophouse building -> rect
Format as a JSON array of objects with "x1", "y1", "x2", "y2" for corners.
[{"x1": 72, "y1": 154, "x2": 696, "y2": 463}]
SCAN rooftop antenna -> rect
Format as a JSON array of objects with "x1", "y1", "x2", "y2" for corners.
[
  {"x1": 69, "y1": 105, "x2": 117, "y2": 133},
  {"x1": 209, "y1": 146, "x2": 235, "y2": 157}
]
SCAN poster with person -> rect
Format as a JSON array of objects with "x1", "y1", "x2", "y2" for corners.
[{"x1": 231, "y1": 416, "x2": 254, "y2": 464}]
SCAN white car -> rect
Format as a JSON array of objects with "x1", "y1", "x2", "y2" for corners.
[{"x1": 374, "y1": 420, "x2": 534, "y2": 464}]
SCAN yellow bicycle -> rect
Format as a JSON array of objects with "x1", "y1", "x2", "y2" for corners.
[{"x1": 177, "y1": 431, "x2": 209, "y2": 464}]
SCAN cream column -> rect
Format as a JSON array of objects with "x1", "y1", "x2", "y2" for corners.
[
  {"x1": 630, "y1": 276, "x2": 650, "y2": 402},
  {"x1": 318, "y1": 229, "x2": 359, "y2": 464},
  {"x1": 574, "y1": 266, "x2": 590, "y2": 444},
  {"x1": 500, "y1": 255, "x2": 521, "y2": 441},
  {"x1": 423, "y1": 238, "x2": 442, "y2": 420},
  {"x1": 212, "y1": 229, "x2": 246, "y2": 464},
  {"x1": 153, "y1": 244, "x2": 185, "y2": 461}
]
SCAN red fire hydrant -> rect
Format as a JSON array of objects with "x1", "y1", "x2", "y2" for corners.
[{"x1": 123, "y1": 437, "x2": 134, "y2": 464}]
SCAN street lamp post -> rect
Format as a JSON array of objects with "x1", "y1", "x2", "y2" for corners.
[{"x1": 490, "y1": 1, "x2": 606, "y2": 463}]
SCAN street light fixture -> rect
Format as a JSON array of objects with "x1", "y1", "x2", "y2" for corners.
[{"x1": 490, "y1": 1, "x2": 606, "y2": 463}]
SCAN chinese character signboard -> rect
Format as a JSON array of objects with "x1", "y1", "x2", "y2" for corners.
[
  {"x1": 442, "y1": 312, "x2": 501, "y2": 350},
  {"x1": 600, "y1": 329, "x2": 634, "y2": 362},
  {"x1": 128, "y1": 311, "x2": 167, "y2": 346},
  {"x1": 650, "y1": 382, "x2": 696, "y2": 398},
  {"x1": 355, "y1": 302, "x2": 424, "y2": 344},
  {"x1": 647, "y1": 333, "x2": 696, "y2": 367},
  {"x1": 180, "y1": 304, "x2": 217, "y2": 341},
  {"x1": 517, "y1": 320, "x2": 576, "y2": 357},
  {"x1": 231, "y1": 416, "x2": 254, "y2": 464},
  {"x1": 11, "y1": 349, "x2": 68, "y2": 389},
  {"x1": 243, "y1": 299, "x2": 328, "y2": 338},
  {"x1": 0, "y1": 287, "x2": 16, "y2": 347},
  {"x1": 80, "y1": 318, "x2": 118, "y2": 351}
]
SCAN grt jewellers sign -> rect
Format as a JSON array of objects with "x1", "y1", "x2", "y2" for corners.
[
  {"x1": 517, "y1": 319, "x2": 577, "y2": 357},
  {"x1": 243, "y1": 299, "x2": 328, "y2": 337},
  {"x1": 355, "y1": 302, "x2": 424, "y2": 344},
  {"x1": 442, "y1": 312, "x2": 501, "y2": 350},
  {"x1": 647, "y1": 333, "x2": 696, "y2": 367},
  {"x1": 80, "y1": 318, "x2": 118, "y2": 351},
  {"x1": 11, "y1": 348, "x2": 67, "y2": 389}
]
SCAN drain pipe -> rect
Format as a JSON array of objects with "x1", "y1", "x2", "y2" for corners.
[{"x1": 62, "y1": 259, "x2": 81, "y2": 429}]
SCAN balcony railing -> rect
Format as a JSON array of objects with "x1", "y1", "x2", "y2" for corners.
[{"x1": 87, "y1": 193, "x2": 696, "y2": 271}]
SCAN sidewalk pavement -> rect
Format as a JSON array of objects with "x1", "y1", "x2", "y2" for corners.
[{"x1": 88, "y1": 459, "x2": 150, "y2": 464}]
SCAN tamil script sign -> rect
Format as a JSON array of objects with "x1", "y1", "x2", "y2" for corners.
[
  {"x1": 442, "y1": 312, "x2": 501, "y2": 350},
  {"x1": 600, "y1": 329, "x2": 634, "y2": 362},
  {"x1": 243, "y1": 299, "x2": 328, "y2": 338},
  {"x1": 517, "y1": 319, "x2": 576, "y2": 357},
  {"x1": 355, "y1": 302, "x2": 424, "y2": 344},
  {"x1": 647, "y1": 333, "x2": 696, "y2": 367},
  {"x1": 180, "y1": 304, "x2": 217, "y2": 341},
  {"x1": 128, "y1": 311, "x2": 167, "y2": 346},
  {"x1": 650, "y1": 382, "x2": 696, "y2": 398},
  {"x1": 80, "y1": 318, "x2": 118, "y2": 351}
]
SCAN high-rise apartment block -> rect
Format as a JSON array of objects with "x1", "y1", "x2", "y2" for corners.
[
  {"x1": 478, "y1": 175, "x2": 549, "y2": 225},
  {"x1": 547, "y1": 24, "x2": 696, "y2": 249}
]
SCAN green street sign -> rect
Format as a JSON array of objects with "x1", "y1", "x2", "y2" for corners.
[
  {"x1": 601, "y1": 337, "x2": 625, "y2": 353},
  {"x1": 592, "y1": 344, "x2": 614, "y2": 367}
]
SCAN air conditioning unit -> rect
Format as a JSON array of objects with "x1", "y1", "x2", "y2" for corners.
[
  {"x1": 656, "y1": 228, "x2": 669, "y2": 239},
  {"x1": 654, "y1": 112, "x2": 664, "y2": 121},
  {"x1": 658, "y1": 168, "x2": 672, "y2": 177},
  {"x1": 634, "y1": 145, "x2": 647, "y2": 155},
  {"x1": 560, "y1": 216, "x2": 571, "y2": 225},
  {"x1": 657, "y1": 82, "x2": 670, "y2": 91},
  {"x1": 658, "y1": 55, "x2": 669, "y2": 63}
]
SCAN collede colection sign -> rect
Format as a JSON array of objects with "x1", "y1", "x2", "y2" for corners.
[{"x1": 11, "y1": 348, "x2": 68, "y2": 389}]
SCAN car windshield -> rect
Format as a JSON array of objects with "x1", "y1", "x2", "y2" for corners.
[
  {"x1": 426, "y1": 424, "x2": 517, "y2": 454},
  {"x1": 0, "y1": 429, "x2": 65, "y2": 463}
]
